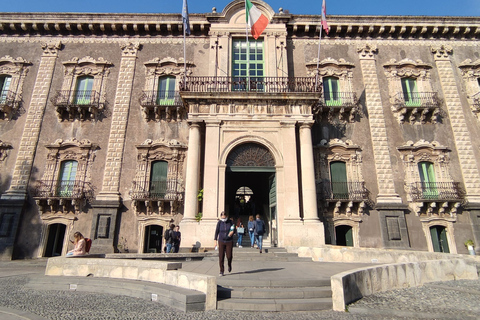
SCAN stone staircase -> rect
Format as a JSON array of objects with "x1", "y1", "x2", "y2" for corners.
[{"x1": 216, "y1": 247, "x2": 333, "y2": 311}]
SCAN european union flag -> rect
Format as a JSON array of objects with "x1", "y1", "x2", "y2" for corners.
[{"x1": 182, "y1": 0, "x2": 191, "y2": 35}]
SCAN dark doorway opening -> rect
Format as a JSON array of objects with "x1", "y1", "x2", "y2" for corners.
[
  {"x1": 335, "y1": 225, "x2": 353, "y2": 247},
  {"x1": 44, "y1": 223, "x2": 66, "y2": 257},
  {"x1": 144, "y1": 225, "x2": 164, "y2": 253},
  {"x1": 430, "y1": 225, "x2": 449, "y2": 253}
]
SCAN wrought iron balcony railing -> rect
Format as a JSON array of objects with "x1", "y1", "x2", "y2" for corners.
[
  {"x1": 52, "y1": 90, "x2": 100, "y2": 107},
  {"x1": 407, "y1": 182, "x2": 464, "y2": 201},
  {"x1": 31, "y1": 180, "x2": 95, "y2": 200},
  {"x1": 180, "y1": 76, "x2": 322, "y2": 93},
  {"x1": 317, "y1": 181, "x2": 369, "y2": 201},
  {"x1": 130, "y1": 179, "x2": 183, "y2": 201},
  {"x1": 393, "y1": 92, "x2": 440, "y2": 109},
  {"x1": 0, "y1": 90, "x2": 18, "y2": 107},
  {"x1": 318, "y1": 91, "x2": 358, "y2": 108},
  {"x1": 139, "y1": 90, "x2": 183, "y2": 107}
]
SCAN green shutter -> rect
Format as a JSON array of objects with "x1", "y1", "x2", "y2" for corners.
[
  {"x1": 232, "y1": 39, "x2": 264, "y2": 91},
  {"x1": 418, "y1": 162, "x2": 438, "y2": 199},
  {"x1": 157, "y1": 76, "x2": 176, "y2": 105},
  {"x1": 75, "y1": 76, "x2": 94, "y2": 105},
  {"x1": 323, "y1": 77, "x2": 341, "y2": 106},
  {"x1": 0, "y1": 76, "x2": 12, "y2": 103},
  {"x1": 150, "y1": 161, "x2": 168, "y2": 197},
  {"x1": 439, "y1": 227, "x2": 450, "y2": 253},
  {"x1": 430, "y1": 226, "x2": 441, "y2": 252},
  {"x1": 345, "y1": 227, "x2": 353, "y2": 247},
  {"x1": 401, "y1": 78, "x2": 421, "y2": 107},
  {"x1": 330, "y1": 161, "x2": 348, "y2": 199},
  {"x1": 57, "y1": 160, "x2": 78, "y2": 197}
]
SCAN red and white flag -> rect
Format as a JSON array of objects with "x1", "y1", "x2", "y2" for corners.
[
  {"x1": 246, "y1": 0, "x2": 269, "y2": 39},
  {"x1": 321, "y1": 0, "x2": 329, "y2": 34}
]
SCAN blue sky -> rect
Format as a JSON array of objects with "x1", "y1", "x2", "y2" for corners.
[{"x1": 2, "y1": 0, "x2": 479, "y2": 16}]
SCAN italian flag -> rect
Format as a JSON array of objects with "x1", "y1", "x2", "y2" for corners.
[{"x1": 246, "y1": 0, "x2": 269, "y2": 39}]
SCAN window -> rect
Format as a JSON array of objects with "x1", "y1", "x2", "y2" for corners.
[
  {"x1": 330, "y1": 161, "x2": 348, "y2": 199},
  {"x1": 430, "y1": 226, "x2": 450, "y2": 253},
  {"x1": 149, "y1": 161, "x2": 168, "y2": 198},
  {"x1": 156, "y1": 76, "x2": 176, "y2": 105},
  {"x1": 232, "y1": 39, "x2": 264, "y2": 91},
  {"x1": 323, "y1": 77, "x2": 341, "y2": 106},
  {"x1": 418, "y1": 161, "x2": 438, "y2": 199},
  {"x1": 74, "y1": 76, "x2": 94, "y2": 105},
  {"x1": 401, "y1": 77, "x2": 421, "y2": 107},
  {"x1": 0, "y1": 75, "x2": 12, "y2": 104},
  {"x1": 57, "y1": 160, "x2": 78, "y2": 197}
]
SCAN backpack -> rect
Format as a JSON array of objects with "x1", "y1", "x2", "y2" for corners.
[
  {"x1": 164, "y1": 229, "x2": 176, "y2": 243},
  {"x1": 255, "y1": 220, "x2": 264, "y2": 235},
  {"x1": 164, "y1": 229, "x2": 171, "y2": 242},
  {"x1": 85, "y1": 238, "x2": 92, "y2": 253}
]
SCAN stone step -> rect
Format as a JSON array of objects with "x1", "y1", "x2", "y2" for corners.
[
  {"x1": 217, "y1": 278, "x2": 331, "y2": 288},
  {"x1": 217, "y1": 286, "x2": 332, "y2": 299},
  {"x1": 217, "y1": 297, "x2": 333, "y2": 312}
]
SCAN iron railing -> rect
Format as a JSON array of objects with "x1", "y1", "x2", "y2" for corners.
[
  {"x1": 472, "y1": 92, "x2": 480, "y2": 112},
  {"x1": 31, "y1": 180, "x2": 95, "y2": 200},
  {"x1": 181, "y1": 76, "x2": 322, "y2": 93},
  {"x1": 407, "y1": 182, "x2": 463, "y2": 201},
  {"x1": 393, "y1": 92, "x2": 440, "y2": 109},
  {"x1": 139, "y1": 90, "x2": 183, "y2": 107},
  {"x1": 130, "y1": 179, "x2": 183, "y2": 200},
  {"x1": 0, "y1": 90, "x2": 17, "y2": 107},
  {"x1": 318, "y1": 91, "x2": 357, "y2": 108},
  {"x1": 317, "y1": 181, "x2": 369, "y2": 201},
  {"x1": 51, "y1": 90, "x2": 100, "y2": 107}
]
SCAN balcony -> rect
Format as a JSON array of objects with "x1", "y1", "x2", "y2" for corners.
[
  {"x1": 130, "y1": 179, "x2": 184, "y2": 215},
  {"x1": 139, "y1": 90, "x2": 185, "y2": 121},
  {"x1": 392, "y1": 92, "x2": 441, "y2": 124},
  {"x1": 314, "y1": 91, "x2": 359, "y2": 122},
  {"x1": 32, "y1": 180, "x2": 95, "y2": 213},
  {"x1": 471, "y1": 92, "x2": 480, "y2": 114},
  {"x1": 0, "y1": 90, "x2": 21, "y2": 120},
  {"x1": 317, "y1": 181, "x2": 370, "y2": 217},
  {"x1": 407, "y1": 181, "x2": 464, "y2": 218},
  {"x1": 51, "y1": 90, "x2": 103, "y2": 121}
]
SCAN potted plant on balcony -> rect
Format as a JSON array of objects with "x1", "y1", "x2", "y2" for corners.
[{"x1": 464, "y1": 239, "x2": 475, "y2": 256}]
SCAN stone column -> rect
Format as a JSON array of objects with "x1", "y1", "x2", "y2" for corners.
[
  {"x1": 299, "y1": 121, "x2": 319, "y2": 221},
  {"x1": 97, "y1": 42, "x2": 140, "y2": 201},
  {"x1": 357, "y1": 44, "x2": 402, "y2": 205},
  {"x1": 182, "y1": 122, "x2": 202, "y2": 221},
  {"x1": 202, "y1": 120, "x2": 221, "y2": 220},
  {"x1": 432, "y1": 45, "x2": 480, "y2": 205}
]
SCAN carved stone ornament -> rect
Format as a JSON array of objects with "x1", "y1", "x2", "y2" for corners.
[
  {"x1": 357, "y1": 43, "x2": 378, "y2": 59},
  {"x1": 458, "y1": 59, "x2": 480, "y2": 117},
  {"x1": 0, "y1": 140, "x2": 13, "y2": 161},
  {"x1": 431, "y1": 45, "x2": 453, "y2": 60},
  {"x1": 130, "y1": 139, "x2": 187, "y2": 216},
  {"x1": 0, "y1": 55, "x2": 31, "y2": 120},
  {"x1": 41, "y1": 41, "x2": 62, "y2": 56},
  {"x1": 226, "y1": 143, "x2": 275, "y2": 167},
  {"x1": 120, "y1": 42, "x2": 141, "y2": 57}
]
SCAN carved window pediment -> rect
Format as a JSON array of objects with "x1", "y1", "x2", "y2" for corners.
[
  {"x1": 32, "y1": 138, "x2": 98, "y2": 215},
  {"x1": 130, "y1": 139, "x2": 187, "y2": 216},
  {"x1": 0, "y1": 55, "x2": 31, "y2": 120},
  {"x1": 384, "y1": 58, "x2": 440, "y2": 124},
  {"x1": 459, "y1": 59, "x2": 480, "y2": 117},
  {"x1": 52, "y1": 57, "x2": 113, "y2": 122}
]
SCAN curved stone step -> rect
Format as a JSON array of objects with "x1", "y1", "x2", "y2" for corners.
[
  {"x1": 217, "y1": 278, "x2": 331, "y2": 288},
  {"x1": 217, "y1": 286, "x2": 332, "y2": 299},
  {"x1": 217, "y1": 297, "x2": 333, "y2": 311}
]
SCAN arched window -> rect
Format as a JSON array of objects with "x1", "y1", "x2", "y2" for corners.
[
  {"x1": 418, "y1": 161, "x2": 438, "y2": 199},
  {"x1": 323, "y1": 76, "x2": 341, "y2": 106},
  {"x1": 74, "y1": 76, "x2": 94, "y2": 105},
  {"x1": 330, "y1": 161, "x2": 348, "y2": 199},
  {"x1": 150, "y1": 161, "x2": 168, "y2": 198},
  {"x1": 57, "y1": 160, "x2": 78, "y2": 197},
  {"x1": 157, "y1": 76, "x2": 176, "y2": 105},
  {"x1": 0, "y1": 75, "x2": 12, "y2": 104}
]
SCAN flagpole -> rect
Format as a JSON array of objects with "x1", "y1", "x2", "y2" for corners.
[
  {"x1": 183, "y1": 25, "x2": 187, "y2": 87},
  {"x1": 315, "y1": 24, "x2": 322, "y2": 92},
  {"x1": 246, "y1": 0, "x2": 250, "y2": 91}
]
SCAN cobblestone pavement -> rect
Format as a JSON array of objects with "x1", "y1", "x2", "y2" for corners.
[{"x1": 0, "y1": 259, "x2": 479, "y2": 319}]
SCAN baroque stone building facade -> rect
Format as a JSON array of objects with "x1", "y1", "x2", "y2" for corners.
[{"x1": 1, "y1": 0, "x2": 480, "y2": 259}]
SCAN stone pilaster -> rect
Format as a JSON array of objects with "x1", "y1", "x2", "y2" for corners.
[
  {"x1": 97, "y1": 42, "x2": 140, "y2": 201},
  {"x1": 299, "y1": 121, "x2": 319, "y2": 221},
  {"x1": 432, "y1": 45, "x2": 480, "y2": 205},
  {"x1": 202, "y1": 120, "x2": 221, "y2": 221},
  {"x1": 357, "y1": 44, "x2": 402, "y2": 205}
]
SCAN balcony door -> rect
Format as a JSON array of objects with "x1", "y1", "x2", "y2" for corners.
[
  {"x1": 418, "y1": 161, "x2": 438, "y2": 199},
  {"x1": 430, "y1": 226, "x2": 449, "y2": 253},
  {"x1": 323, "y1": 77, "x2": 341, "y2": 106},
  {"x1": 57, "y1": 160, "x2": 78, "y2": 197},
  {"x1": 150, "y1": 161, "x2": 168, "y2": 198},
  {"x1": 401, "y1": 77, "x2": 421, "y2": 107},
  {"x1": 232, "y1": 39, "x2": 264, "y2": 91},
  {"x1": 157, "y1": 76, "x2": 176, "y2": 105},
  {"x1": 330, "y1": 161, "x2": 348, "y2": 199},
  {"x1": 75, "y1": 76, "x2": 94, "y2": 105},
  {"x1": 0, "y1": 75, "x2": 12, "y2": 104}
]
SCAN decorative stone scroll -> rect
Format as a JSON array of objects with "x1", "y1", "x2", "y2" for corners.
[
  {"x1": 458, "y1": 59, "x2": 480, "y2": 118},
  {"x1": 0, "y1": 55, "x2": 31, "y2": 120}
]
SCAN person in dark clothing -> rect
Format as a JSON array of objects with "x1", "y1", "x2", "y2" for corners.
[
  {"x1": 173, "y1": 225, "x2": 181, "y2": 253},
  {"x1": 214, "y1": 211, "x2": 235, "y2": 276}
]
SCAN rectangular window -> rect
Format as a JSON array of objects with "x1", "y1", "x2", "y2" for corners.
[
  {"x1": 0, "y1": 76, "x2": 12, "y2": 104},
  {"x1": 418, "y1": 162, "x2": 438, "y2": 199},
  {"x1": 150, "y1": 161, "x2": 168, "y2": 198},
  {"x1": 232, "y1": 39, "x2": 264, "y2": 91},
  {"x1": 96, "y1": 215, "x2": 111, "y2": 238},
  {"x1": 401, "y1": 78, "x2": 421, "y2": 107},
  {"x1": 157, "y1": 76, "x2": 176, "y2": 105},
  {"x1": 323, "y1": 77, "x2": 341, "y2": 106},
  {"x1": 330, "y1": 161, "x2": 349, "y2": 199},
  {"x1": 386, "y1": 216, "x2": 401, "y2": 241},
  {"x1": 57, "y1": 160, "x2": 78, "y2": 197},
  {"x1": 75, "y1": 76, "x2": 94, "y2": 105},
  {"x1": 0, "y1": 213, "x2": 15, "y2": 237}
]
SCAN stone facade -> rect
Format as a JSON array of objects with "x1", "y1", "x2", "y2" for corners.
[{"x1": 0, "y1": 0, "x2": 480, "y2": 259}]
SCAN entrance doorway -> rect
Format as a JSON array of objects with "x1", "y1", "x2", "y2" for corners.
[
  {"x1": 144, "y1": 225, "x2": 164, "y2": 253},
  {"x1": 335, "y1": 225, "x2": 353, "y2": 247},
  {"x1": 430, "y1": 225, "x2": 449, "y2": 253},
  {"x1": 44, "y1": 223, "x2": 66, "y2": 257}
]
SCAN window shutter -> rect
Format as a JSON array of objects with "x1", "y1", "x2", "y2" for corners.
[
  {"x1": 330, "y1": 161, "x2": 348, "y2": 199},
  {"x1": 75, "y1": 76, "x2": 94, "y2": 104},
  {"x1": 150, "y1": 161, "x2": 168, "y2": 197}
]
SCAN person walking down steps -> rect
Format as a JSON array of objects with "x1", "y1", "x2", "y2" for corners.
[{"x1": 214, "y1": 211, "x2": 235, "y2": 276}]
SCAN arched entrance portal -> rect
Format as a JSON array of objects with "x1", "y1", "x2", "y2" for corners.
[{"x1": 225, "y1": 143, "x2": 277, "y2": 246}]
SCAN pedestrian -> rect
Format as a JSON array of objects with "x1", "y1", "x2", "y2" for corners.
[
  {"x1": 236, "y1": 218, "x2": 244, "y2": 248},
  {"x1": 247, "y1": 215, "x2": 255, "y2": 248},
  {"x1": 66, "y1": 232, "x2": 86, "y2": 256},
  {"x1": 164, "y1": 224, "x2": 176, "y2": 253},
  {"x1": 214, "y1": 211, "x2": 235, "y2": 276},
  {"x1": 173, "y1": 225, "x2": 181, "y2": 253},
  {"x1": 254, "y1": 214, "x2": 266, "y2": 253}
]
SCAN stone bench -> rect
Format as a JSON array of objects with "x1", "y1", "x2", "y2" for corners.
[{"x1": 45, "y1": 257, "x2": 216, "y2": 311}]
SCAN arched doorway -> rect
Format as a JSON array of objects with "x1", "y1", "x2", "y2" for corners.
[
  {"x1": 44, "y1": 223, "x2": 66, "y2": 257},
  {"x1": 225, "y1": 143, "x2": 277, "y2": 246},
  {"x1": 144, "y1": 225, "x2": 164, "y2": 253},
  {"x1": 335, "y1": 225, "x2": 353, "y2": 247}
]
